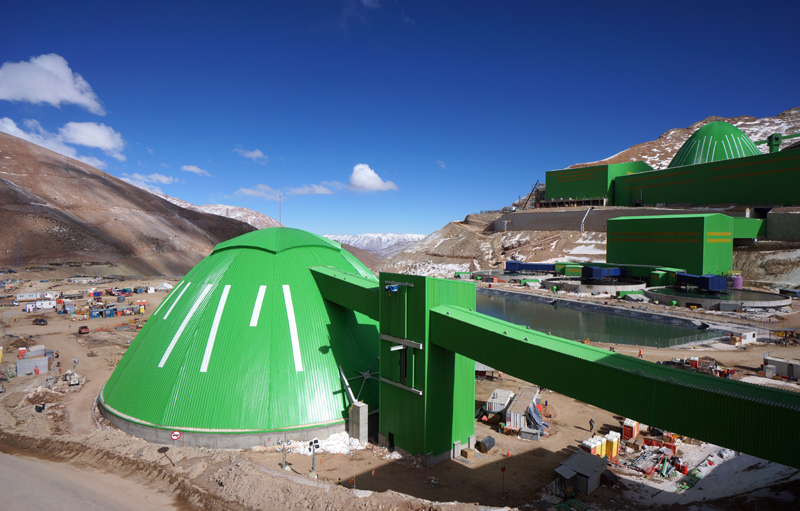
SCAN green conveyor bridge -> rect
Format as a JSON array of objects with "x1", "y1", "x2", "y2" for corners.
[{"x1": 311, "y1": 267, "x2": 800, "y2": 469}]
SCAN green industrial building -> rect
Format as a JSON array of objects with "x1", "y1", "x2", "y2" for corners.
[
  {"x1": 607, "y1": 214, "x2": 733, "y2": 275},
  {"x1": 541, "y1": 122, "x2": 800, "y2": 208},
  {"x1": 544, "y1": 161, "x2": 652, "y2": 204},
  {"x1": 614, "y1": 122, "x2": 800, "y2": 207},
  {"x1": 100, "y1": 228, "x2": 381, "y2": 447}
]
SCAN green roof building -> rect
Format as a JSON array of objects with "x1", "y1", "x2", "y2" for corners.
[
  {"x1": 668, "y1": 121, "x2": 760, "y2": 168},
  {"x1": 544, "y1": 161, "x2": 652, "y2": 204},
  {"x1": 99, "y1": 227, "x2": 380, "y2": 448}
]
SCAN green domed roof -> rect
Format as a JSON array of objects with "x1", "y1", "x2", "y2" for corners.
[
  {"x1": 101, "y1": 227, "x2": 378, "y2": 434},
  {"x1": 668, "y1": 121, "x2": 760, "y2": 168}
]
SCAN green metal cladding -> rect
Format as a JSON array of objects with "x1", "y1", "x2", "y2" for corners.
[
  {"x1": 668, "y1": 122, "x2": 761, "y2": 168},
  {"x1": 545, "y1": 161, "x2": 652, "y2": 203},
  {"x1": 377, "y1": 274, "x2": 475, "y2": 459},
  {"x1": 614, "y1": 149, "x2": 800, "y2": 207},
  {"x1": 101, "y1": 227, "x2": 380, "y2": 433},
  {"x1": 606, "y1": 214, "x2": 733, "y2": 275},
  {"x1": 732, "y1": 217, "x2": 766, "y2": 239}
]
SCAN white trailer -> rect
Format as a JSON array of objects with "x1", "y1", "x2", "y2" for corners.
[
  {"x1": 34, "y1": 300, "x2": 57, "y2": 310},
  {"x1": 16, "y1": 292, "x2": 43, "y2": 302}
]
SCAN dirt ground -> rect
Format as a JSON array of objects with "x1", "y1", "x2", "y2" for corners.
[{"x1": 2, "y1": 270, "x2": 799, "y2": 510}]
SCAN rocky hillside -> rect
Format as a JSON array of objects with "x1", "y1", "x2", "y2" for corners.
[
  {"x1": 378, "y1": 213, "x2": 606, "y2": 278},
  {"x1": 154, "y1": 192, "x2": 281, "y2": 230},
  {"x1": 324, "y1": 233, "x2": 425, "y2": 260},
  {"x1": 0, "y1": 131, "x2": 255, "y2": 275}
]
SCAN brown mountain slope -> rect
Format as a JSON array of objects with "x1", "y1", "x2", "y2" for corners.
[
  {"x1": 0, "y1": 131, "x2": 255, "y2": 275},
  {"x1": 340, "y1": 243, "x2": 384, "y2": 273}
]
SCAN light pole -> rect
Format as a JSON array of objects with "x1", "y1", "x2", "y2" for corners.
[
  {"x1": 278, "y1": 439, "x2": 292, "y2": 471},
  {"x1": 308, "y1": 439, "x2": 320, "y2": 479}
]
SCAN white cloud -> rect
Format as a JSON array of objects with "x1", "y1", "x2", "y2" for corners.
[
  {"x1": 126, "y1": 173, "x2": 176, "y2": 185},
  {"x1": 402, "y1": 10, "x2": 415, "y2": 27},
  {"x1": 437, "y1": 160, "x2": 446, "y2": 169},
  {"x1": 349, "y1": 163, "x2": 398, "y2": 192},
  {"x1": 0, "y1": 117, "x2": 112, "y2": 169},
  {"x1": 235, "y1": 184, "x2": 281, "y2": 201},
  {"x1": 119, "y1": 172, "x2": 177, "y2": 193},
  {"x1": 234, "y1": 147, "x2": 267, "y2": 164},
  {"x1": 0, "y1": 54, "x2": 105, "y2": 115},
  {"x1": 160, "y1": 163, "x2": 169, "y2": 168},
  {"x1": 147, "y1": 147, "x2": 154, "y2": 155},
  {"x1": 58, "y1": 122, "x2": 125, "y2": 161},
  {"x1": 181, "y1": 165, "x2": 211, "y2": 177},
  {"x1": 287, "y1": 184, "x2": 335, "y2": 195}
]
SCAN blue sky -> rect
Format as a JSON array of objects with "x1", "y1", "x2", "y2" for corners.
[{"x1": 1, "y1": 1, "x2": 797, "y2": 236}]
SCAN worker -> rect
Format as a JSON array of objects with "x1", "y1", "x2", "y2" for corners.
[
  {"x1": 498, "y1": 371, "x2": 504, "y2": 381},
  {"x1": 589, "y1": 418, "x2": 595, "y2": 433},
  {"x1": 638, "y1": 349, "x2": 643, "y2": 359},
  {"x1": 55, "y1": 350, "x2": 59, "y2": 359}
]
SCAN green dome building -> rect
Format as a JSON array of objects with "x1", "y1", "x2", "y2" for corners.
[
  {"x1": 99, "y1": 228, "x2": 380, "y2": 448},
  {"x1": 668, "y1": 121, "x2": 761, "y2": 168}
]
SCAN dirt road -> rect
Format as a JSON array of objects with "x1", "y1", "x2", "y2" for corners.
[{"x1": 0, "y1": 451, "x2": 181, "y2": 510}]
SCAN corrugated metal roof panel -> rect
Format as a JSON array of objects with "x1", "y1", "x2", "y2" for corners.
[{"x1": 214, "y1": 227, "x2": 338, "y2": 254}]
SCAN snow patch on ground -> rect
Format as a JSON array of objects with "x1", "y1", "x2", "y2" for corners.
[
  {"x1": 294, "y1": 432, "x2": 364, "y2": 456},
  {"x1": 741, "y1": 375, "x2": 800, "y2": 390},
  {"x1": 400, "y1": 261, "x2": 470, "y2": 277},
  {"x1": 621, "y1": 442, "x2": 800, "y2": 506},
  {"x1": 567, "y1": 244, "x2": 606, "y2": 255}
]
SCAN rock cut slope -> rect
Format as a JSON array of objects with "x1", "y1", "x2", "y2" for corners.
[{"x1": 0, "y1": 131, "x2": 255, "y2": 275}]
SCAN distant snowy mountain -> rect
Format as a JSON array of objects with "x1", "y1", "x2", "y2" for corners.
[
  {"x1": 153, "y1": 193, "x2": 281, "y2": 230},
  {"x1": 324, "y1": 233, "x2": 426, "y2": 260}
]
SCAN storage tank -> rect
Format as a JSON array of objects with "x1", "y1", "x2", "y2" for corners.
[{"x1": 732, "y1": 275, "x2": 743, "y2": 290}]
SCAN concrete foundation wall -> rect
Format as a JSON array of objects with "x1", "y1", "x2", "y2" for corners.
[
  {"x1": 643, "y1": 289, "x2": 792, "y2": 310},
  {"x1": 545, "y1": 278, "x2": 646, "y2": 294},
  {"x1": 99, "y1": 399, "x2": 346, "y2": 449},
  {"x1": 492, "y1": 208, "x2": 747, "y2": 233},
  {"x1": 767, "y1": 210, "x2": 800, "y2": 241}
]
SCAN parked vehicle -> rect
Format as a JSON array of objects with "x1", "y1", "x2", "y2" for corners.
[
  {"x1": 78, "y1": 326, "x2": 89, "y2": 334},
  {"x1": 33, "y1": 318, "x2": 48, "y2": 325}
]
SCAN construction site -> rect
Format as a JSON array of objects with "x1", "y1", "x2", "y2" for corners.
[{"x1": 2, "y1": 120, "x2": 800, "y2": 511}]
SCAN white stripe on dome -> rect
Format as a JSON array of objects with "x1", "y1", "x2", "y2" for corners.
[
  {"x1": 250, "y1": 285, "x2": 267, "y2": 327},
  {"x1": 159, "y1": 284, "x2": 213, "y2": 368},
  {"x1": 164, "y1": 282, "x2": 191, "y2": 319},
  {"x1": 201, "y1": 284, "x2": 231, "y2": 373},
  {"x1": 282, "y1": 284, "x2": 304, "y2": 372}
]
